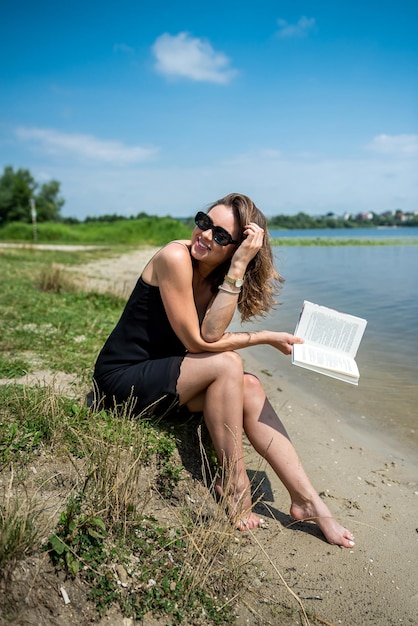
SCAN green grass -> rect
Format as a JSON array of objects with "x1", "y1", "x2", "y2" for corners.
[
  {"x1": 0, "y1": 248, "x2": 252, "y2": 624},
  {"x1": 0, "y1": 216, "x2": 191, "y2": 246},
  {"x1": 0, "y1": 249, "x2": 124, "y2": 377},
  {"x1": 0, "y1": 354, "x2": 30, "y2": 378}
]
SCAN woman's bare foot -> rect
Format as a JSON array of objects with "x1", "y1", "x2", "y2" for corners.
[
  {"x1": 235, "y1": 512, "x2": 264, "y2": 531},
  {"x1": 290, "y1": 493, "x2": 355, "y2": 548},
  {"x1": 215, "y1": 477, "x2": 265, "y2": 531}
]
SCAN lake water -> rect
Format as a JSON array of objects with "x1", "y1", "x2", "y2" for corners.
[{"x1": 235, "y1": 228, "x2": 418, "y2": 454}]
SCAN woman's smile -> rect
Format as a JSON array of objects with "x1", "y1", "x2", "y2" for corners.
[{"x1": 197, "y1": 234, "x2": 212, "y2": 250}]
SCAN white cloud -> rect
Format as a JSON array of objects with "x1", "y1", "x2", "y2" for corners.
[
  {"x1": 16, "y1": 127, "x2": 158, "y2": 165},
  {"x1": 276, "y1": 16, "x2": 316, "y2": 39},
  {"x1": 365, "y1": 134, "x2": 418, "y2": 157},
  {"x1": 152, "y1": 32, "x2": 237, "y2": 84}
]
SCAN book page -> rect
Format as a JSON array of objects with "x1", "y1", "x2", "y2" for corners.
[
  {"x1": 292, "y1": 343, "x2": 359, "y2": 378},
  {"x1": 295, "y1": 301, "x2": 367, "y2": 358}
]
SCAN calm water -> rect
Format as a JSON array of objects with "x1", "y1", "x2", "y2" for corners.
[{"x1": 236, "y1": 229, "x2": 418, "y2": 453}]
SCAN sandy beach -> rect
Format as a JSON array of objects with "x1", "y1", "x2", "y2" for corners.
[
  {"x1": 69, "y1": 246, "x2": 418, "y2": 625},
  {"x1": 241, "y1": 351, "x2": 418, "y2": 625}
]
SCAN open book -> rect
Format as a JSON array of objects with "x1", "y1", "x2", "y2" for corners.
[{"x1": 292, "y1": 301, "x2": 367, "y2": 385}]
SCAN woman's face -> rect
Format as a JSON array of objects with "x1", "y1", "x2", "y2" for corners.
[{"x1": 190, "y1": 204, "x2": 240, "y2": 267}]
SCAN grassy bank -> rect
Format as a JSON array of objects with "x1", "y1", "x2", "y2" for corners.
[
  {"x1": 0, "y1": 248, "x2": 229, "y2": 623},
  {"x1": 0, "y1": 247, "x2": 308, "y2": 626}
]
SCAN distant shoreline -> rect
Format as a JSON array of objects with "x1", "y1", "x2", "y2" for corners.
[{"x1": 1, "y1": 238, "x2": 418, "y2": 250}]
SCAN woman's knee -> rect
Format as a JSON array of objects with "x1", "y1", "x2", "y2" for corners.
[
  {"x1": 244, "y1": 372, "x2": 263, "y2": 390},
  {"x1": 243, "y1": 372, "x2": 265, "y2": 403},
  {"x1": 214, "y1": 350, "x2": 243, "y2": 378}
]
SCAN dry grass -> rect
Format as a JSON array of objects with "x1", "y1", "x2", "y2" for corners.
[
  {"x1": 0, "y1": 467, "x2": 45, "y2": 575},
  {"x1": 0, "y1": 382, "x2": 264, "y2": 623},
  {"x1": 36, "y1": 263, "x2": 77, "y2": 294}
]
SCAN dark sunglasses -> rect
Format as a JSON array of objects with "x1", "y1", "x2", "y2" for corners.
[{"x1": 194, "y1": 211, "x2": 239, "y2": 246}]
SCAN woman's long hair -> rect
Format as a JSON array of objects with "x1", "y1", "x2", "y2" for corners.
[{"x1": 205, "y1": 193, "x2": 284, "y2": 322}]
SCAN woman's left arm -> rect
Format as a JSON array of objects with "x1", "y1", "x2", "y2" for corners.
[{"x1": 201, "y1": 222, "x2": 264, "y2": 342}]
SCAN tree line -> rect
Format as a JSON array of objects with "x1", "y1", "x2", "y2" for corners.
[
  {"x1": 0, "y1": 166, "x2": 64, "y2": 224},
  {"x1": 1, "y1": 166, "x2": 417, "y2": 228},
  {"x1": 268, "y1": 211, "x2": 418, "y2": 229}
]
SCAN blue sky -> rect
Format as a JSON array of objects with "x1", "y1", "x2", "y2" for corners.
[{"x1": 1, "y1": 0, "x2": 417, "y2": 220}]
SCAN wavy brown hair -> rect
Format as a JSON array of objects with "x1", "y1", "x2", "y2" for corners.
[{"x1": 205, "y1": 193, "x2": 284, "y2": 322}]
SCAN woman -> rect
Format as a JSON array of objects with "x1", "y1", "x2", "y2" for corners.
[{"x1": 93, "y1": 193, "x2": 355, "y2": 548}]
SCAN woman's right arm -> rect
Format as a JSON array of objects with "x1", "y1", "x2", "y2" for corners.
[{"x1": 154, "y1": 244, "x2": 303, "y2": 356}]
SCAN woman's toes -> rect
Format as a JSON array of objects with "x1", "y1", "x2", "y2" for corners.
[{"x1": 236, "y1": 513, "x2": 264, "y2": 531}]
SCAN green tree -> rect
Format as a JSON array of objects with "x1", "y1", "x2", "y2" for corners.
[
  {"x1": 0, "y1": 166, "x2": 64, "y2": 224},
  {"x1": 0, "y1": 166, "x2": 36, "y2": 223},
  {"x1": 35, "y1": 180, "x2": 65, "y2": 222}
]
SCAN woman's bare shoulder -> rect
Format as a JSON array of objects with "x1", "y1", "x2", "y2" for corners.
[
  {"x1": 142, "y1": 240, "x2": 191, "y2": 284},
  {"x1": 150, "y1": 240, "x2": 191, "y2": 272},
  {"x1": 167, "y1": 239, "x2": 191, "y2": 249},
  {"x1": 158, "y1": 240, "x2": 191, "y2": 261},
  {"x1": 155, "y1": 241, "x2": 193, "y2": 287}
]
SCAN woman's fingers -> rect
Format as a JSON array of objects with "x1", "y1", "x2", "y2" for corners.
[
  {"x1": 234, "y1": 223, "x2": 264, "y2": 262},
  {"x1": 243, "y1": 222, "x2": 264, "y2": 241},
  {"x1": 272, "y1": 333, "x2": 304, "y2": 355}
]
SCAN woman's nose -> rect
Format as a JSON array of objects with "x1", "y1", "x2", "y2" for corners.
[{"x1": 201, "y1": 227, "x2": 213, "y2": 240}]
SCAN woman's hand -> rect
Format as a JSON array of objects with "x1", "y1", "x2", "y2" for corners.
[
  {"x1": 230, "y1": 222, "x2": 265, "y2": 271},
  {"x1": 270, "y1": 332, "x2": 304, "y2": 355}
]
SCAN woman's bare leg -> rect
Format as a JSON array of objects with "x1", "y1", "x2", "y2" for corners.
[
  {"x1": 242, "y1": 373, "x2": 355, "y2": 548},
  {"x1": 176, "y1": 351, "x2": 263, "y2": 529},
  {"x1": 176, "y1": 352, "x2": 354, "y2": 545}
]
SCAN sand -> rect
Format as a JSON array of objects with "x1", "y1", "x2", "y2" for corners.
[{"x1": 242, "y1": 352, "x2": 417, "y2": 625}]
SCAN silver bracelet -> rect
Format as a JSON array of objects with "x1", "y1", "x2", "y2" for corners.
[{"x1": 218, "y1": 285, "x2": 241, "y2": 295}]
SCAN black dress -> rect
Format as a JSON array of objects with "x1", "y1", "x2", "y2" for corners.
[{"x1": 93, "y1": 276, "x2": 187, "y2": 416}]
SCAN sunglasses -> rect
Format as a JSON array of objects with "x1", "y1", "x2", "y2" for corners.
[{"x1": 194, "y1": 211, "x2": 239, "y2": 246}]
